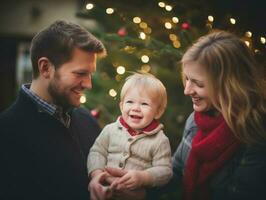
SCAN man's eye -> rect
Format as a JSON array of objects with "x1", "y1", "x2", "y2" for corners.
[{"x1": 76, "y1": 72, "x2": 86, "y2": 76}]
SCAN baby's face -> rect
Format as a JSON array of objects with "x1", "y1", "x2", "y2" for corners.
[{"x1": 120, "y1": 89, "x2": 159, "y2": 131}]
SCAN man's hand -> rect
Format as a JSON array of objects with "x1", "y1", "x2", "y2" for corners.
[{"x1": 89, "y1": 171, "x2": 112, "y2": 200}]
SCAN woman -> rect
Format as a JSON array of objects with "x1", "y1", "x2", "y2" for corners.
[
  {"x1": 170, "y1": 30, "x2": 266, "y2": 200},
  {"x1": 102, "y1": 31, "x2": 266, "y2": 200}
]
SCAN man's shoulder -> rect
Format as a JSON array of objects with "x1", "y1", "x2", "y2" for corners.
[{"x1": 72, "y1": 107, "x2": 97, "y2": 123}]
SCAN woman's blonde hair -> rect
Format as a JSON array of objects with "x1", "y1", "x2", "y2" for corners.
[
  {"x1": 120, "y1": 73, "x2": 167, "y2": 119},
  {"x1": 182, "y1": 31, "x2": 266, "y2": 144}
]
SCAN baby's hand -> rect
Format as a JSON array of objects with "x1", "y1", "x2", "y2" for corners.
[{"x1": 110, "y1": 170, "x2": 145, "y2": 191}]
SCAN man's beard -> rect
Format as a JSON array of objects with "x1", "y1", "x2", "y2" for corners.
[{"x1": 48, "y1": 80, "x2": 72, "y2": 110}]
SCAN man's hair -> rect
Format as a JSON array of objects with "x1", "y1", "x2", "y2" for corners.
[
  {"x1": 30, "y1": 20, "x2": 106, "y2": 78},
  {"x1": 120, "y1": 73, "x2": 167, "y2": 119}
]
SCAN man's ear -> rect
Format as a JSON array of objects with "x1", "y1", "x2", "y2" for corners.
[{"x1": 38, "y1": 57, "x2": 54, "y2": 79}]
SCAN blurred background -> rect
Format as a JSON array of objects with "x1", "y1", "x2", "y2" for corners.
[{"x1": 1, "y1": 0, "x2": 265, "y2": 152}]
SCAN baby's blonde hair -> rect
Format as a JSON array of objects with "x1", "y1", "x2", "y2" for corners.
[{"x1": 120, "y1": 73, "x2": 167, "y2": 119}]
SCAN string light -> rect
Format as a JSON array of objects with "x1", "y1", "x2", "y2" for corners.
[
  {"x1": 116, "y1": 66, "x2": 125, "y2": 74},
  {"x1": 245, "y1": 31, "x2": 252, "y2": 38},
  {"x1": 141, "y1": 64, "x2": 151, "y2": 73},
  {"x1": 208, "y1": 15, "x2": 214, "y2": 22},
  {"x1": 144, "y1": 27, "x2": 152, "y2": 34},
  {"x1": 106, "y1": 8, "x2": 114, "y2": 14},
  {"x1": 169, "y1": 34, "x2": 177, "y2": 41},
  {"x1": 165, "y1": 22, "x2": 172, "y2": 29},
  {"x1": 260, "y1": 37, "x2": 266, "y2": 44},
  {"x1": 86, "y1": 3, "x2": 94, "y2": 10},
  {"x1": 139, "y1": 32, "x2": 146, "y2": 40},
  {"x1": 229, "y1": 18, "x2": 236, "y2": 24},
  {"x1": 80, "y1": 95, "x2": 86, "y2": 103},
  {"x1": 141, "y1": 55, "x2": 149, "y2": 63},
  {"x1": 165, "y1": 5, "x2": 173, "y2": 11},
  {"x1": 173, "y1": 40, "x2": 181, "y2": 48},
  {"x1": 244, "y1": 41, "x2": 250, "y2": 47},
  {"x1": 158, "y1": 2, "x2": 165, "y2": 8},
  {"x1": 109, "y1": 89, "x2": 117, "y2": 97},
  {"x1": 133, "y1": 17, "x2": 141, "y2": 24},
  {"x1": 172, "y1": 17, "x2": 179, "y2": 23},
  {"x1": 139, "y1": 22, "x2": 148, "y2": 29}
]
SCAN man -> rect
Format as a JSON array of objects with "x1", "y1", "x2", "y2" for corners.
[{"x1": 0, "y1": 20, "x2": 106, "y2": 200}]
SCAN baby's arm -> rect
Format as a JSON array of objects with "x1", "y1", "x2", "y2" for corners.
[{"x1": 144, "y1": 134, "x2": 173, "y2": 187}]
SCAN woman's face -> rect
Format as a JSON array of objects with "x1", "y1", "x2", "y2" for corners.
[{"x1": 182, "y1": 62, "x2": 213, "y2": 112}]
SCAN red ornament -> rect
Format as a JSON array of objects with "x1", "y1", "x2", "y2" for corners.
[
  {"x1": 117, "y1": 27, "x2": 127, "y2": 37},
  {"x1": 90, "y1": 109, "x2": 100, "y2": 119},
  {"x1": 181, "y1": 22, "x2": 190, "y2": 29}
]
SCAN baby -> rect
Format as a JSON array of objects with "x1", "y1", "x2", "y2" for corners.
[{"x1": 87, "y1": 73, "x2": 172, "y2": 198}]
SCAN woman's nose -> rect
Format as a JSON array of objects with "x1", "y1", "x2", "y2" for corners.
[{"x1": 184, "y1": 80, "x2": 194, "y2": 96}]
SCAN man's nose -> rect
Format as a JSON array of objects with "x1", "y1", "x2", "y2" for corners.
[{"x1": 81, "y1": 77, "x2": 92, "y2": 89}]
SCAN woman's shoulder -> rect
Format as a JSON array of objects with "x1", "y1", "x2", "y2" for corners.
[{"x1": 183, "y1": 112, "x2": 198, "y2": 138}]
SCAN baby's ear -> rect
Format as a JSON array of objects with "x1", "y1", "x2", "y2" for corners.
[
  {"x1": 155, "y1": 109, "x2": 162, "y2": 120},
  {"x1": 119, "y1": 101, "x2": 123, "y2": 112}
]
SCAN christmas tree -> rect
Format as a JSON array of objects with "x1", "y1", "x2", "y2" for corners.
[{"x1": 77, "y1": 0, "x2": 266, "y2": 151}]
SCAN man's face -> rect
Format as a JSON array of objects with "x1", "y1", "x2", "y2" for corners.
[{"x1": 48, "y1": 48, "x2": 96, "y2": 108}]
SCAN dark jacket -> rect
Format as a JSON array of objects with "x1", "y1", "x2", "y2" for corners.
[
  {"x1": 148, "y1": 112, "x2": 266, "y2": 200},
  {"x1": 0, "y1": 89, "x2": 100, "y2": 200}
]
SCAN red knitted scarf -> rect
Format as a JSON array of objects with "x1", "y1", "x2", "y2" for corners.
[
  {"x1": 119, "y1": 116, "x2": 159, "y2": 136},
  {"x1": 183, "y1": 111, "x2": 240, "y2": 200}
]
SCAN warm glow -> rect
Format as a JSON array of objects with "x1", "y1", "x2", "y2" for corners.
[
  {"x1": 133, "y1": 17, "x2": 141, "y2": 24},
  {"x1": 86, "y1": 3, "x2": 94, "y2": 10},
  {"x1": 109, "y1": 89, "x2": 117, "y2": 97},
  {"x1": 260, "y1": 37, "x2": 266, "y2": 44},
  {"x1": 165, "y1": 22, "x2": 172, "y2": 29},
  {"x1": 208, "y1": 15, "x2": 214, "y2": 22},
  {"x1": 172, "y1": 17, "x2": 179, "y2": 23},
  {"x1": 141, "y1": 64, "x2": 151, "y2": 73},
  {"x1": 169, "y1": 34, "x2": 177, "y2": 41},
  {"x1": 144, "y1": 27, "x2": 152, "y2": 34},
  {"x1": 173, "y1": 40, "x2": 181, "y2": 48},
  {"x1": 141, "y1": 55, "x2": 149, "y2": 63},
  {"x1": 254, "y1": 49, "x2": 260, "y2": 53},
  {"x1": 245, "y1": 31, "x2": 252, "y2": 38},
  {"x1": 158, "y1": 2, "x2": 165, "y2": 8},
  {"x1": 230, "y1": 18, "x2": 236, "y2": 24},
  {"x1": 139, "y1": 32, "x2": 146, "y2": 40},
  {"x1": 80, "y1": 95, "x2": 86, "y2": 104},
  {"x1": 106, "y1": 8, "x2": 114, "y2": 14},
  {"x1": 139, "y1": 22, "x2": 148, "y2": 29},
  {"x1": 244, "y1": 41, "x2": 250, "y2": 47},
  {"x1": 165, "y1": 5, "x2": 173, "y2": 11},
  {"x1": 117, "y1": 66, "x2": 126, "y2": 74}
]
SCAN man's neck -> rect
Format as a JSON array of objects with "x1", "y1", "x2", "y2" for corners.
[{"x1": 30, "y1": 79, "x2": 52, "y2": 104}]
